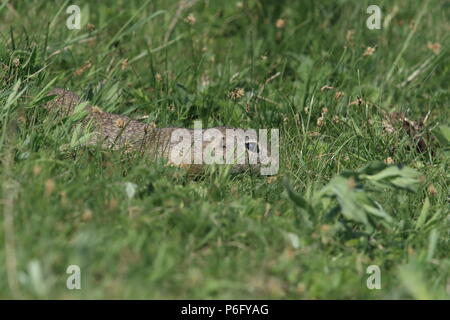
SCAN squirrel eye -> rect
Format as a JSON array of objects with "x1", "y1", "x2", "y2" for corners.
[{"x1": 245, "y1": 142, "x2": 259, "y2": 153}]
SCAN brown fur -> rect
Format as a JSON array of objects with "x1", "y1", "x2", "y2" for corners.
[{"x1": 45, "y1": 88, "x2": 262, "y2": 174}]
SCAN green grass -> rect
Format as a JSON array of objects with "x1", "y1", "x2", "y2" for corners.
[{"x1": 0, "y1": 0, "x2": 449, "y2": 299}]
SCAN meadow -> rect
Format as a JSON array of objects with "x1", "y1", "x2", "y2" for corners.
[{"x1": 0, "y1": 0, "x2": 449, "y2": 299}]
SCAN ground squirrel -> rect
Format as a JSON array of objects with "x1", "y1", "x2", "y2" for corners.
[{"x1": 45, "y1": 89, "x2": 277, "y2": 175}]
